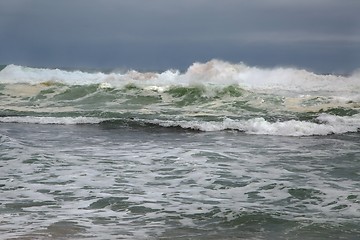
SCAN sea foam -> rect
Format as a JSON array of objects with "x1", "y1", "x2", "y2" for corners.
[
  {"x1": 0, "y1": 114, "x2": 358, "y2": 136},
  {"x1": 1, "y1": 60, "x2": 359, "y2": 94},
  {"x1": 149, "y1": 113, "x2": 360, "y2": 136}
]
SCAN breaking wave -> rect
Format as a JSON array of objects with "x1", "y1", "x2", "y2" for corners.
[
  {"x1": 1, "y1": 114, "x2": 358, "y2": 137},
  {"x1": 0, "y1": 60, "x2": 359, "y2": 136}
]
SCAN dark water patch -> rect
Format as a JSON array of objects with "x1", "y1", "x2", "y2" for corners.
[
  {"x1": 290, "y1": 222, "x2": 360, "y2": 240},
  {"x1": 319, "y1": 107, "x2": 359, "y2": 116},
  {"x1": 99, "y1": 118, "x2": 203, "y2": 133},
  {"x1": 216, "y1": 212, "x2": 354, "y2": 240},
  {"x1": 5, "y1": 200, "x2": 57, "y2": 211},
  {"x1": 347, "y1": 194, "x2": 358, "y2": 200},
  {"x1": 245, "y1": 191, "x2": 266, "y2": 200},
  {"x1": 259, "y1": 183, "x2": 278, "y2": 190},
  {"x1": 22, "y1": 153, "x2": 53, "y2": 164},
  {"x1": 128, "y1": 205, "x2": 159, "y2": 214},
  {"x1": 0, "y1": 185, "x2": 26, "y2": 192},
  {"x1": 161, "y1": 211, "x2": 297, "y2": 240},
  {"x1": 331, "y1": 204, "x2": 349, "y2": 210},
  {"x1": 88, "y1": 197, "x2": 130, "y2": 211},
  {"x1": 22, "y1": 158, "x2": 40, "y2": 164},
  {"x1": 225, "y1": 212, "x2": 291, "y2": 228},
  {"x1": 328, "y1": 152, "x2": 360, "y2": 179},
  {"x1": 45, "y1": 221, "x2": 88, "y2": 239},
  {"x1": 329, "y1": 166, "x2": 360, "y2": 180},
  {"x1": 288, "y1": 188, "x2": 325, "y2": 201}
]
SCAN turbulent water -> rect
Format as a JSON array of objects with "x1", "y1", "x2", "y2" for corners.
[{"x1": 0, "y1": 60, "x2": 360, "y2": 239}]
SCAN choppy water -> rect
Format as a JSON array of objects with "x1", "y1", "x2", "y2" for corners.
[
  {"x1": 1, "y1": 123, "x2": 360, "y2": 239},
  {"x1": 1, "y1": 60, "x2": 360, "y2": 239}
]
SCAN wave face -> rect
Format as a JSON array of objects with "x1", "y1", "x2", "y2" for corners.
[{"x1": 0, "y1": 60, "x2": 359, "y2": 136}]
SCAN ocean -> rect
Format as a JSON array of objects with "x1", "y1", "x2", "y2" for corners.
[{"x1": 0, "y1": 60, "x2": 359, "y2": 239}]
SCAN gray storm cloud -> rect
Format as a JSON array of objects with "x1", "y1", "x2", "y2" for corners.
[{"x1": 0, "y1": 0, "x2": 359, "y2": 73}]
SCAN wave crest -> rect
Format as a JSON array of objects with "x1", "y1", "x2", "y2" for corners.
[
  {"x1": 1, "y1": 60, "x2": 359, "y2": 94},
  {"x1": 1, "y1": 114, "x2": 358, "y2": 136},
  {"x1": 149, "y1": 114, "x2": 360, "y2": 136}
]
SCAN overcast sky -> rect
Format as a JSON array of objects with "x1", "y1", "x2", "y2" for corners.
[{"x1": 0, "y1": 0, "x2": 359, "y2": 73}]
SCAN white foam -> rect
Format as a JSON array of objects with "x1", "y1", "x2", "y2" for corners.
[
  {"x1": 1, "y1": 118, "x2": 359, "y2": 239},
  {"x1": 183, "y1": 60, "x2": 360, "y2": 94},
  {"x1": 150, "y1": 113, "x2": 360, "y2": 136},
  {"x1": 1, "y1": 61, "x2": 359, "y2": 95},
  {"x1": 0, "y1": 114, "x2": 359, "y2": 136},
  {"x1": 0, "y1": 64, "x2": 107, "y2": 85},
  {"x1": 0, "y1": 64, "x2": 179, "y2": 89}
]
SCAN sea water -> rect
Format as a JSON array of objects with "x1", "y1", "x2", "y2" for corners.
[{"x1": 0, "y1": 60, "x2": 359, "y2": 239}]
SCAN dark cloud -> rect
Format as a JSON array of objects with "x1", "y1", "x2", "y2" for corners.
[{"x1": 0, "y1": 0, "x2": 359, "y2": 73}]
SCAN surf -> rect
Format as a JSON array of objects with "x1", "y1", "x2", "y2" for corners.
[{"x1": 0, "y1": 60, "x2": 359, "y2": 136}]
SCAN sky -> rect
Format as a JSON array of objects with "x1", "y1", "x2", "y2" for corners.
[{"x1": 0, "y1": 0, "x2": 359, "y2": 73}]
